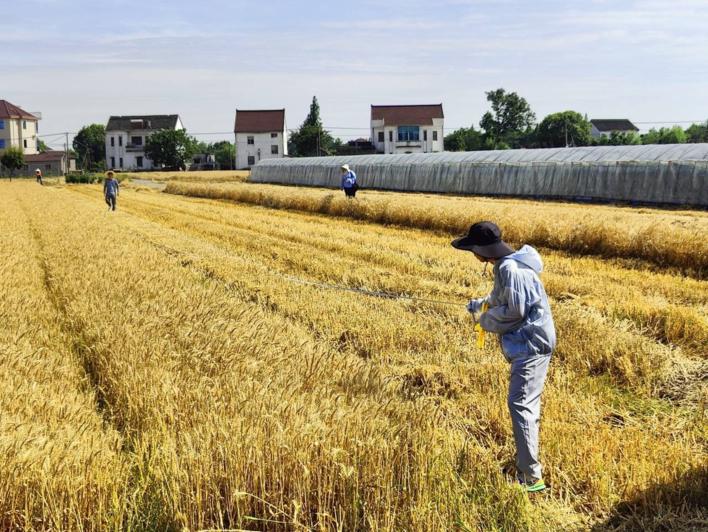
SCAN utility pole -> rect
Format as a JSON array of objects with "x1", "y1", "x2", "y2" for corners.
[{"x1": 65, "y1": 132, "x2": 70, "y2": 174}]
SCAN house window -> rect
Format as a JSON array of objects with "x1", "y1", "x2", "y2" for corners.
[
  {"x1": 247, "y1": 155, "x2": 255, "y2": 166},
  {"x1": 397, "y1": 126, "x2": 420, "y2": 142},
  {"x1": 136, "y1": 156, "x2": 143, "y2": 168},
  {"x1": 0, "y1": 120, "x2": 4, "y2": 129},
  {"x1": 433, "y1": 130, "x2": 438, "y2": 141},
  {"x1": 24, "y1": 139, "x2": 28, "y2": 148},
  {"x1": 22, "y1": 120, "x2": 27, "y2": 130},
  {"x1": 111, "y1": 137, "x2": 115, "y2": 147},
  {"x1": 378, "y1": 131, "x2": 384, "y2": 143},
  {"x1": 271, "y1": 132, "x2": 277, "y2": 138},
  {"x1": 119, "y1": 157, "x2": 123, "y2": 168},
  {"x1": 271, "y1": 145, "x2": 278, "y2": 154},
  {"x1": 389, "y1": 130, "x2": 393, "y2": 142},
  {"x1": 247, "y1": 136, "x2": 255, "y2": 145},
  {"x1": 423, "y1": 130, "x2": 428, "y2": 141},
  {"x1": 110, "y1": 156, "x2": 115, "y2": 168},
  {"x1": 0, "y1": 139, "x2": 5, "y2": 148},
  {"x1": 131, "y1": 136, "x2": 142, "y2": 146},
  {"x1": 118, "y1": 136, "x2": 122, "y2": 147}
]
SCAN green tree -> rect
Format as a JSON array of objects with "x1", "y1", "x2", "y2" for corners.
[
  {"x1": 37, "y1": 139, "x2": 49, "y2": 152},
  {"x1": 211, "y1": 140, "x2": 236, "y2": 169},
  {"x1": 536, "y1": 111, "x2": 591, "y2": 147},
  {"x1": 73, "y1": 123, "x2": 106, "y2": 171},
  {"x1": 479, "y1": 88, "x2": 536, "y2": 148},
  {"x1": 444, "y1": 126, "x2": 485, "y2": 151},
  {"x1": 685, "y1": 120, "x2": 708, "y2": 143},
  {"x1": 289, "y1": 96, "x2": 338, "y2": 157},
  {"x1": 144, "y1": 129, "x2": 198, "y2": 170},
  {"x1": 641, "y1": 126, "x2": 686, "y2": 145},
  {"x1": 1, "y1": 146, "x2": 24, "y2": 179}
]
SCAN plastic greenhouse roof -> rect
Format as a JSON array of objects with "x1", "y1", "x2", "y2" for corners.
[{"x1": 255, "y1": 143, "x2": 708, "y2": 167}]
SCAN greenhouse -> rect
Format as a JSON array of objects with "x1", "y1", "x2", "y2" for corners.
[{"x1": 250, "y1": 143, "x2": 708, "y2": 207}]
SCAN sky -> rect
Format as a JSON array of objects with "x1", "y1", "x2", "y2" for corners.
[{"x1": 2, "y1": 0, "x2": 707, "y2": 149}]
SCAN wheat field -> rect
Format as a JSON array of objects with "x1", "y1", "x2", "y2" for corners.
[
  {"x1": 123, "y1": 170, "x2": 250, "y2": 184},
  {"x1": 1, "y1": 181, "x2": 706, "y2": 531}
]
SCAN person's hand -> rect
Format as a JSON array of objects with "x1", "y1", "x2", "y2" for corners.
[{"x1": 466, "y1": 298, "x2": 485, "y2": 314}]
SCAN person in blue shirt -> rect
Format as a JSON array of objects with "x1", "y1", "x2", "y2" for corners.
[
  {"x1": 452, "y1": 221, "x2": 556, "y2": 493},
  {"x1": 103, "y1": 171, "x2": 120, "y2": 211},
  {"x1": 340, "y1": 164, "x2": 358, "y2": 198}
]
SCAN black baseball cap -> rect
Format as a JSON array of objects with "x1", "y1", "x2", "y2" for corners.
[{"x1": 451, "y1": 221, "x2": 514, "y2": 258}]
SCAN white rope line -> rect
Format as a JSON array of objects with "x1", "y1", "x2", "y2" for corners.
[
  {"x1": 145, "y1": 238, "x2": 465, "y2": 308},
  {"x1": 277, "y1": 272, "x2": 463, "y2": 307}
]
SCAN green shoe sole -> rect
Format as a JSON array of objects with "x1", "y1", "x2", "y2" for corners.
[{"x1": 525, "y1": 479, "x2": 546, "y2": 493}]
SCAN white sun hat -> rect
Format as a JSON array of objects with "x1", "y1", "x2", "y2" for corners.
[{"x1": 341, "y1": 164, "x2": 350, "y2": 171}]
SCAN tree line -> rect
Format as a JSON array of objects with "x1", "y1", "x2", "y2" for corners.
[{"x1": 444, "y1": 88, "x2": 708, "y2": 151}]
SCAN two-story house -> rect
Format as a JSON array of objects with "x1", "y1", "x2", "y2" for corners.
[
  {"x1": 234, "y1": 109, "x2": 287, "y2": 169},
  {"x1": 371, "y1": 104, "x2": 444, "y2": 154},
  {"x1": 590, "y1": 119, "x2": 639, "y2": 139},
  {"x1": 105, "y1": 114, "x2": 184, "y2": 170},
  {"x1": 0, "y1": 99, "x2": 40, "y2": 155}
]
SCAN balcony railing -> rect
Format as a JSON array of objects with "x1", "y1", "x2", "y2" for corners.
[
  {"x1": 395, "y1": 140, "x2": 422, "y2": 147},
  {"x1": 126, "y1": 144, "x2": 144, "y2": 152}
]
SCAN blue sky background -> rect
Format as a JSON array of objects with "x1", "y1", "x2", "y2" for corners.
[{"x1": 3, "y1": 0, "x2": 707, "y2": 148}]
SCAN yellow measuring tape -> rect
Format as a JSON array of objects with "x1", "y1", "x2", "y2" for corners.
[{"x1": 474, "y1": 303, "x2": 489, "y2": 348}]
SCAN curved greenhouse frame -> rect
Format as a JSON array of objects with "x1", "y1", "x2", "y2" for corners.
[{"x1": 250, "y1": 144, "x2": 708, "y2": 206}]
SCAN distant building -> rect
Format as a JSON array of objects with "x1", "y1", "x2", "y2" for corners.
[
  {"x1": 371, "y1": 104, "x2": 444, "y2": 154},
  {"x1": 590, "y1": 119, "x2": 639, "y2": 139},
  {"x1": 190, "y1": 153, "x2": 216, "y2": 171},
  {"x1": 105, "y1": 114, "x2": 184, "y2": 170},
  {"x1": 234, "y1": 109, "x2": 288, "y2": 169},
  {"x1": 23, "y1": 151, "x2": 76, "y2": 176},
  {"x1": 0, "y1": 99, "x2": 40, "y2": 155},
  {"x1": 334, "y1": 138, "x2": 377, "y2": 156}
]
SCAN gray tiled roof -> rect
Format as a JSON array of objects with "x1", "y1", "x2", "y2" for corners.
[{"x1": 106, "y1": 115, "x2": 180, "y2": 131}]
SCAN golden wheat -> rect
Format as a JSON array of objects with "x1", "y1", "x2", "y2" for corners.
[
  {"x1": 165, "y1": 181, "x2": 708, "y2": 277},
  {"x1": 1, "y1": 181, "x2": 706, "y2": 530},
  {"x1": 124, "y1": 170, "x2": 250, "y2": 183}
]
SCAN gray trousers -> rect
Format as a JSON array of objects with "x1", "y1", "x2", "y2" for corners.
[{"x1": 508, "y1": 353, "x2": 551, "y2": 483}]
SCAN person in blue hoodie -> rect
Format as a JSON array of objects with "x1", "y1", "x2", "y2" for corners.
[
  {"x1": 340, "y1": 164, "x2": 358, "y2": 198},
  {"x1": 452, "y1": 221, "x2": 556, "y2": 493},
  {"x1": 103, "y1": 171, "x2": 120, "y2": 211}
]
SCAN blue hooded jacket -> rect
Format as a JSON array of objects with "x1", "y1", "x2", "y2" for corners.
[
  {"x1": 478, "y1": 245, "x2": 556, "y2": 359},
  {"x1": 341, "y1": 170, "x2": 357, "y2": 189}
]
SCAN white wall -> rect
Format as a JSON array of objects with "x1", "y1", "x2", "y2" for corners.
[
  {"x1": 105, "y1": 131, "x2": 154, "y2": 170},
  {"x1": 104, "y1": 120, "x2": 184, "y2": 170},
  {"x1": 236, "y1": 128, "x2": 288, "y2": 169},
  {"x1": 371, "y1": 117, "x2": 444, "y2": 154},
  {"x1": 0, "y1": 118, "x2": 38, "y2": 155}
]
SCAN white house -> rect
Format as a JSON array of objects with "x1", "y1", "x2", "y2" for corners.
[
  {"x1": 234, "y1": 109, "x2": 287, "y2": 169},
  {"x1": 105, "y1": 114, "x2": 184, "y2": 170},
  {"x1": 590, "y1": 119, "x2": 639, "y2": 139},
  {"x1": 0, "y1": 99, "x2": 40, "y2": 155},
  {"x1": 371, "y1": 104, "x2": 444, "y2": 154}
]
